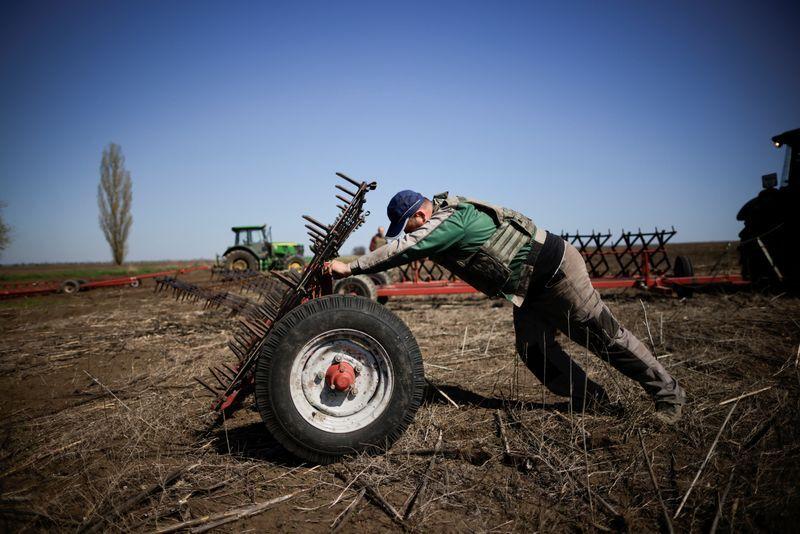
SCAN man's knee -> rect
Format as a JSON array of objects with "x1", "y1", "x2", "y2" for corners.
[{"x1": 571, "y1": 307, "x2": 621, "y2": 353}]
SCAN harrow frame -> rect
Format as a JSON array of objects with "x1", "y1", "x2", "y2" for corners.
[
  {"x1": 373, "y1": 228, "x2": 746, "y2": 297},
  {"x1": 156, "y1": 173, "x2": 376, "y2": 413}
]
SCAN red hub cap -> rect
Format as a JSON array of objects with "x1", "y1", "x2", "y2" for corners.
[{"x1": 325, "y1": 361, "x2": 356, "y2": 392}]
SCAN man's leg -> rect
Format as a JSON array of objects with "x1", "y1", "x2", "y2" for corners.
[
  {"x1": 536, "y1": 243, "x2": 686, "y2": 421},
  {"x1": 513, "y1": 305, "x2": 607, "y2": 403}
]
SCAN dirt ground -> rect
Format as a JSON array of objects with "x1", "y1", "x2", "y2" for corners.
[{"x1": 1, "y1": 264, "x2": 798, "y2": 532}]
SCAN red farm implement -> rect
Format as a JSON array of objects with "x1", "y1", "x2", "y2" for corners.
[
  {"x1": 365, "y1": 227, "x2": 746, "y2": 299},
  {"x1": 0, "y1": 265, "x2": 210, "y2": 298},
  {"x1": 155, "y1": 174, "x2": 427, "y2": 463}
]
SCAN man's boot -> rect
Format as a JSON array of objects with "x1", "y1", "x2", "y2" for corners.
[{"x1": 654, "y1": 401, "x2": 683, "y2": 424}]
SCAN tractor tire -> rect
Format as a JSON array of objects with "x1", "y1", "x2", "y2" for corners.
[
  {"x1": 286, "y1": 256, "x2": 305, "y2": 272},
  {"x1": 368, "y1": 272, "x2": 391, "y2": 286},
  {"x1": 367, "y1": 272, "x2": 391, "y2": 304},
  {"x1": 254, "y1": 295, "x2": 425, "y2": 464},
  {"x1": 129, "y1": 279, "x2": 141, "y2": 288},
  {"x1": 61, "y1": 280, "x2": 81, "y2": 295},
  {"x1": 333, "y1": 275, "x2": 378, "y2": 301},
  {"x1": 225, "y1": 250, "x2": 258, "y2": 271},
  {"x1": 672, "y1": 255, "x2": 694, "y2": 298}
]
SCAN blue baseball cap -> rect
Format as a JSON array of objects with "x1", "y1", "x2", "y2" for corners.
[{"x1": 386, "y1": 190, "x2": 425, "y2": 238}]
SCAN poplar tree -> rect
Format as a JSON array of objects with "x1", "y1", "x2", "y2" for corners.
[
  {"x1": 0, "y1": 202, "x2": 10, "y2": 256},
  {"x1": 97, "y1": 143, "x2": 133, "y2": 265}
]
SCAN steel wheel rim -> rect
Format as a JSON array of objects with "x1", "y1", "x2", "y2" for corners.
[
  {"x1": 62, "y1": 282, "x2": 78, "y2": 294},
  {"x1": 290, "y1": 328, "x2": 394, "y2": 433},
  {"x1": 231, "y1": 259, "x2": 248, "y2": 271}
]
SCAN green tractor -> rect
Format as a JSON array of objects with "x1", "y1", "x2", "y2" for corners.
[{"x1": 223, "y1": 225, "x2": 306, "y2": 272}]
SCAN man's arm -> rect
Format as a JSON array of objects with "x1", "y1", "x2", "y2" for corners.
[
  {"x1": 328, "y1": 207, "x2": 464, "y2": 278},
  {"x1": 351, "y1": 206, "x2": 465, "y2": 274}
]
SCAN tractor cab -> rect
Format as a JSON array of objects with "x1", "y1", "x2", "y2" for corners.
[
  {"x1": 223, "y1": 224, "x2": 306, "y2": 272},
  {"x1": 737, "y1": 128, "x2": 799, "y2": 289},
  {"x1": 772, "y1": 128, "x2": 799, "y2": 189},
  {"x1": 233, "y1": 225, "x2": 270, "y2": 254}
]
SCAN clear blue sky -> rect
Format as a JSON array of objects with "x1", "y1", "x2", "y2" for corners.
[{"x1": 1, "y1": 1, "x2": 798, "y2": 264}]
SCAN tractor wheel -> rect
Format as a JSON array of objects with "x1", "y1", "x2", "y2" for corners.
[
  {"x1": 367, "y1": 272, "x2": 391, "y2": 304},
  {"x1": 129, "y1": 279, "x2": 141, "y2": 288},
  {"x1": 61, "y1": 280, "x2": 81, "y2": 295},
  {"x1": 368, "y1": 272, "x2": 390, "y2": 285},
  {"x1": 334, "y1": 275, "x2": 378, "y2": 301},
  {"x1": 672, "y1": 255, "x2": 694, "y2": 298},
  {"x1": 286, "y1": 256, "x2": 305, "y2": 272},
  {"x1": 254, "y1": 295, "x2": 425, "y2": 463},
  {"x1": 225, "y1": 250, "x2": 258, "y2": 271}
]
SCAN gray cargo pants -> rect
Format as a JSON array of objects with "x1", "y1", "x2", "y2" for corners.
[{"x1": 514, "y1": 242, "x2": 685, "y2": 406}]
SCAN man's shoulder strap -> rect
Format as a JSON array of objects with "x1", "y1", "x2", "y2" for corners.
[
  {"x1": 433, "y1": 192, "x2": 535, "y2": 233},
  {"x1": 432, "y1": 192, "x2": 460, "y2": 211},
  {"x1": 432, "y1": 192, "x2": 499, "y2": 218}
]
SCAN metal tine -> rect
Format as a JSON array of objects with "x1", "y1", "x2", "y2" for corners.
[
  {"x1": 259, "y1": 309, "x2": 277, "y2": 323},
  {"x1": 228, "y1": 336, "x2": 250, "y2": 360},
  {"x1": 221, "y1": 362, "x2": 239, "y2": 377},
  {"x1": 258, "y1": 287, "x2": 280, "y2": 308},
  {"x1": 258, "y1": 307, "x2": 276, "y2": 322},
  {"x1": 335, "y1": 194, "x2": 351, "y2": 204},
  {"x1": 214, "y1": 365, "x2": 235, "y2": 381},
  {"x1": 336, "y1": 172, "x2": 362, "y2": 188},
  {"x1": 305, "y1": 224, "x2": 328, "y2": 237},
  {"x1": 335, "y1": 184, "x2": 357, "y2": 197},
  {"x1": 238, "y1": 320, "x2": 261, "y2": 338},
  {"x1": 263, "y1": 294, "x2": 281, "y2": 309},
  {"x1": 271, "y1": 270, "x2": 298, "y2": 288},
  {"x1": 209, "y1": 367, "x2": 229, "y2": 389},
  {"x1": 208, "y1": 366, "x2": 235, "y2": 388},
  {"x1": 302, "y1": 215, "x2": 331, "y2": 231},
  {"x1": 305, "y1": 224, "x2": 328, "y2": 239},
  {"x1": 195, "y1": 377, "x2": 221, "y2": 395},
  {"x1": 242, "y1": 307, "x2": 263, "y2": 322},
  {"x1": 228, "y1": 341, "x2": 245, "y2": 361},
  {"x1": 234, "y1": 325, "x2": 256, "y2": 342},
  {"x1": 241, "y1": 317, "x2": 266, "y2": 337},
  {"x1": 337, "y1": 204, "x2": 347, "y2": 211}
]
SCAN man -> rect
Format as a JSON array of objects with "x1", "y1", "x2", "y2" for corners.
[
  {"x1": 326, "y1": 190, "x2": 686, "y2": 423},
  {"x1": 369, "y1": 226, "x2": 387, "y2": 251}
]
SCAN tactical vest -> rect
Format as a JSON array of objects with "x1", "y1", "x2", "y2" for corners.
[{"x1": 431, "y1": 193, "x2": 545, "y2": 298}]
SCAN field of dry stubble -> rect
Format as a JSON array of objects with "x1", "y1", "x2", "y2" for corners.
[{"x1": 1, "y1": 257, "x2": 798, "y2": 532}]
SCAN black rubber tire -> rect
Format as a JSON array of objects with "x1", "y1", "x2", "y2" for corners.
[
  {"x1": 254, "y1": 295, "x2": 425, "y2": 464},
  {"x1": 368, "y1": 272, "x2": 390, "y2": 286},
  {"x1": 368, "y1": 272, "x2": 391, "y2": 304},
  {"x1": 672, "y1": 255, "x2": 694, "y2": 298},
  {"x1": 225, "y1": 250, "x2": 258, "y2": 271},
  {"x1": 286, "y1": 256, "x2": 305, "y2": 272},
  {"x1": 61, "y1": 280, "x2": 81, "y2": 294},
  {"x1": 129, "y1": 279, "x2": 141, "y2": 288},
  {"x1": 333, "y1": 275, "x2": 378, "y2": 301}
]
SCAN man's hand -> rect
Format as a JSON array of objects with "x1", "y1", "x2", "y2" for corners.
[{"x1": 324, "y1": 260, "x2": 352, "y2": 279}]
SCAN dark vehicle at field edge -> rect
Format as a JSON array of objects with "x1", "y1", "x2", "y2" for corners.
[{"x1": 737, "y1": 128, "x2": 799, "y2": 292}]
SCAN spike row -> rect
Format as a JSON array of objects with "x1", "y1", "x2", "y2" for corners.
[{"x1": 157, "y1": 172, "x2": 378, "y2": 413}]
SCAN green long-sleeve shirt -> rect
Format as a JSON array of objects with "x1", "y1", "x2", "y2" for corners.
[{"x1": 349, "y1": 201, "x2": 534, "y2": 301}]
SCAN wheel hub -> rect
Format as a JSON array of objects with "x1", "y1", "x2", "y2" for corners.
[
  {"x1": 291, "y1": 329, "x2": 394, "y2": 433},
  {"x1": 325, "y1": 361, "x2": 356, "y2": 392}
]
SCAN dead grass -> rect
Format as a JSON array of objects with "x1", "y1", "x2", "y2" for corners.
[{"x1": 0, "y1": 275, "x2": 798, "y2": 532}]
